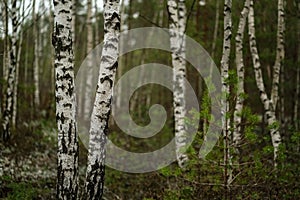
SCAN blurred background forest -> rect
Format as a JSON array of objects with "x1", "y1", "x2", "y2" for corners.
[{"x1": 0, "y1": 0, "x2": 300, "y2": 199}]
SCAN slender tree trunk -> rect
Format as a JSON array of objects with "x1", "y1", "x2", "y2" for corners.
[
  {"x1": 52, "y1": 0, "x2": 79, "y2": 199},
  {"x1": 94, "y1": 0, "x2": 100, "y2": 45},
  {"x1": 115, "y1": 0, "x2": 127, "y2": 112},
  {"x1": 271, "y1": 0, "x2": 285, "y2": 109},
  {"x1": 221, "y1": 0, "x2": 233, "y2": 191},
  {"x1": 1, "y1": 1, "x2": 9, "y2": 82},
  {"x1": 1, "y1": 1, "x2": 9, "y2": 117},
  {"x1": 33, "y1": 0, "x2": 40, "y2": 109},
  {"x1": 167, "y1": 0, "x2": 189, "y2": 168},
  {"x1": 83, "y1": 0, "x2": 94, "y2": 121},
  {"x1": 203, "y1": 0, "x2": 220, "y2": 140},
  {"x1": 72, "y1": 0, "x2": 76, "y2": 46},
  {"x1": 2, "y1": 0, "x2": 17, "y2": 141},
  {"x1": 233, "y1": 0, "x2": 250, "y2": 155},
  {"x1": 49, "y1": 0, "x2": 55, "y2": 96},
  {"x1": 248, "y1": 0, "x2": 282, "y2": 167},
  {"x1": 84, "y1": 0, "x2": 120, "y2": 199},
  {"x1": 211, "y1": 0, "x2": 220, "y2": 63},
  {"x1": 12, "y1": 0, "x2": 26, "y2": 129}
]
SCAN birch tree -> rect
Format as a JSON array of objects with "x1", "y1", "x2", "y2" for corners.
[
  {"x1": 12, "y1": 0, "x2": 26, "y2": 128},
  {"x1": 233, "y1": 0, "x2": 250, "y2": 154},
  {"x1": 33, "y1": 0, "x2": 40, "y2": 108},
  {"x1": 2, "y1": 0, "x2": 18, "y2": 141},
  {"x1": 83, "y1": 0, "x2": 94, "y2": 121},
  {"x1": 1, "y1": 0, "x2": 9, "y2": 83},
  {"x1": 52, "y1": 0, "x2": 79, "y2": 199},
  {"x1": 83, "y1": 0, "x2": 120, "y2": 198},
  {"x1": 247, "y1": 0, "x2": 284, "y2": 167},
  {"x1": 221, "y1": 0, "x2": 233, "y2": 188},
  {"x1": 167, "y1": 0, "x2": 189, "y2": 168},
  {"x1": 1, "y1": 0, "x2": 9, "y2": 117}
]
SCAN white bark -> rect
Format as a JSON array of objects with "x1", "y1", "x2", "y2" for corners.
[
  {"x1": 233, "y1": 0, "x2": 250, "y2": 153},
  {"x1": 33, "y1": 0, "x2": 40, "y2": 108},
  {"x1": 248, "y1": 0, "x2": 282, "y2": 167},
  {"x1": 49, "y1": 0, "x2": 55, "y2": 94},
  {"x1": 1, "y1": 1, "x2": 9, "y2": 82},
  {"x1": 1, "y1": 1, "x2": 9, "y2": 117},
  {"x1": 221, "y1": 0, "x2": 233, "y2": 188},
  {"x1": 12, "y1": 0, "x2": 26, "y2": 129},
  {"x1": 2, "y1": 0, "x2": 17, "y2": 141},
  {"x1": 84, "y1": 0, "x2": 120, "y2": 199},
  {"x1": 94, "y1": 0, "x2": 100, "y2": 45},
  {"x1": 72, "y1": 0, "x2": 76, "y2": 46},
  {"x1": 271, "y1": 0, "x2": 285, "y2": 109},
  {"x1": 211, "y1": 0, "x2": 220, "y2": 62},
  {"x1": 52, "y1": 0, "x2": 79, "y2": 199},
  {"x1": 167, "y1": 0, "x2": 189, "y2": 168},
  {"x1": 115, "y1": 0, "x2": 127, "y2": 111},
  {"x1": 83, "y1": 0, "x2": 94, "y2": 121}
]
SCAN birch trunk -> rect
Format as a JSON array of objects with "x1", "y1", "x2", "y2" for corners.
[
  {"x1": 1, "y1": 1, "x2": 9, "y2": 117},
  {"x1": 52, "y1": 0, "x2": 79, "y2": 199},
  {"x1": 167, "y1": 0, "x2": 189, "y2": 168},
  {"x1": 271, "y1": 0, "x2": 285, "y2": 109},
  {"x1": 84, "y1": 0, "x2": 120, "y2": 199},
  {"x1": 1, "y1": 1, "x2": 9, "y2": 82},
  {"x1": 83, "y1": 0, "x2": 94, "y2": 121},
  {"x1": 115, "y1": 0, "x2": 127, "y2": 111},
  {"x1": 221, "y1": 0, "x2": 233, "y2": 189},
  {"x1": 72, "y1": 0, "x2": 76, "y2": 46},
  {"x1": 204, "y1": 0, "x2": 220, "y2": 139},
  {"x1": 94, "y1": 0, "x2": 100, "y2": 45},
  {"x1": 33, "y1": 0, "x2": 40, "y2": 108},
  {"x1": 12, "y1": 0, "x2": 26, "y2": 129},
  {"x1": 49, "y1": 0, "x2": 55, "y2": 95},
  {"x1": 248, "y1": 0, "x2": 282, "y2": 167},
  {"x1": 2, "y1": 0, "x2": 17, "y2": 141},
  {"x1": 233, "y1": 0, "x2": 250, "y2": 154},
  {"x1": 211, "y1": 0, "x2": 220, "y2": 62}
]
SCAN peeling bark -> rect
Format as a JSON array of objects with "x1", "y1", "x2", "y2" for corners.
[
  {"x1": 167, "y1": 0, "x2": 189, "y2": 168},
  {"x1": 52, "y1": 0, "x2": 79, "y2": 199},
  {"x1": 84, "y1": 0, "x2": 120, "y2": 199}
]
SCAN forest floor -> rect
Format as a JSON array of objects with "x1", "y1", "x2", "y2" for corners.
[
  {"x1": 0, "y1": 122, "x2": 120, "y2": 200},
  {"x1": 0, "y1": 122, "x2": 57, "y2": 200},
  {"x1": 1, "y1": 121, "x2": 300, "y2": 199}
]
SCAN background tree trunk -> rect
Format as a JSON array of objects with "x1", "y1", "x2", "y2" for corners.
[
  {"x1": 233, "y1": 0, "x2": 250, "y2": 157},
  {"x1": 271, "y1": 0, "x2": 285, "y2": 109},
  {"x1": 83, "y1": 0, "x2": 94, "y2": 121},
  {"x1": 221, "y1": 0, "x2": 233, "y2": 190},
  {"x1": 12, "y1": 0, "x2": 26, "y2": 129},
  {"x1": 2, "y1": 0, "x2": 18, "y2": 141},
  {"x1": 248, "y1": 0, "x2": 282, "y2": 167},
  {"x1": 33, "y1": 0, "x2": 40, "y2": 109}
]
